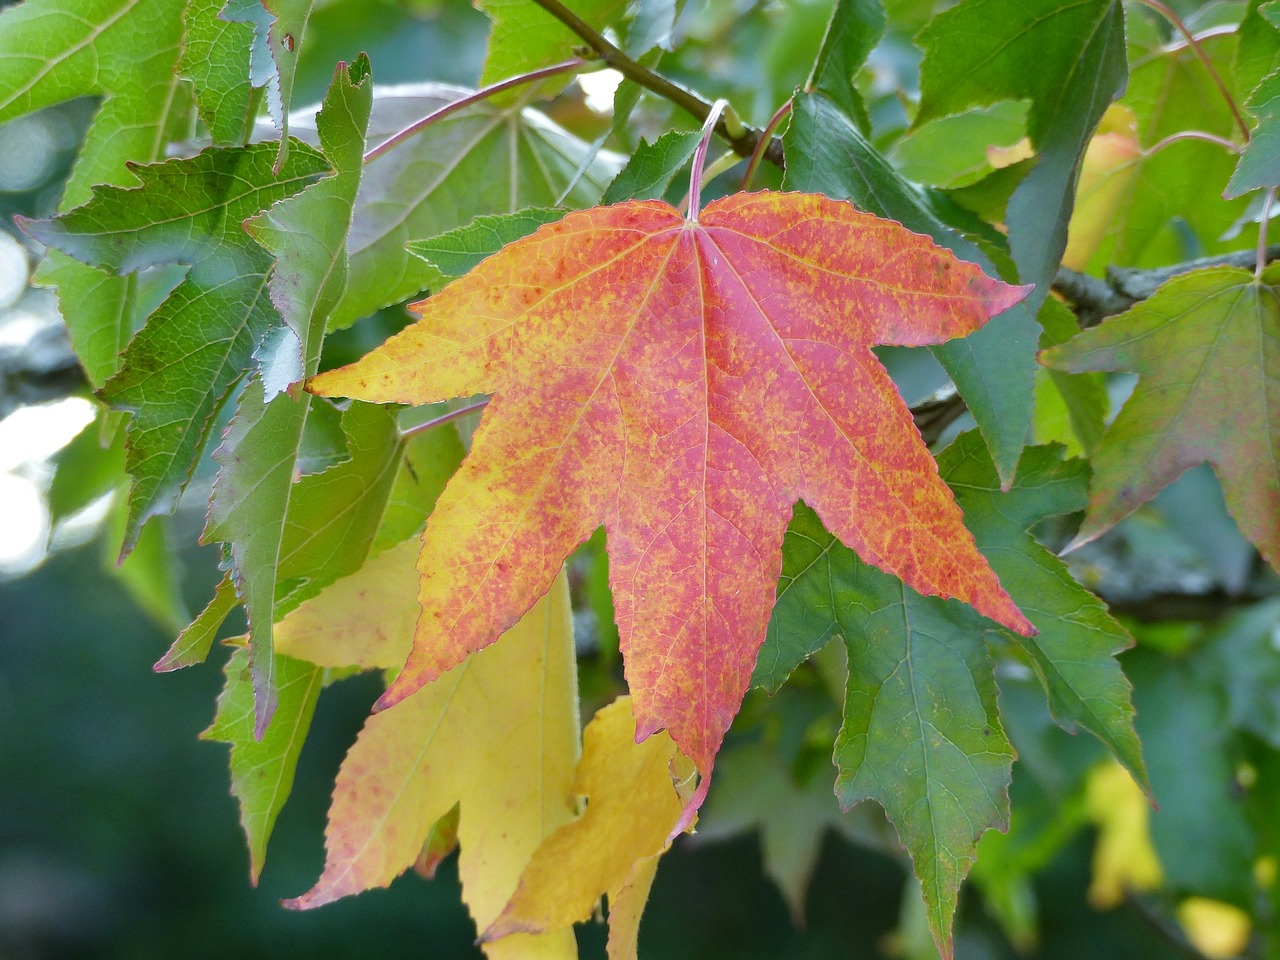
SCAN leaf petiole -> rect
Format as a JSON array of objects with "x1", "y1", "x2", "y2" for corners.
[
  {"x1": 1141, "y1": 130, "x2": 1243, "y2": 158},
  {"x1": 741, "y1": 99, "x2": 793, "y2": 191},
  {"x1": 1257, "y1": 188, "x2": 1276, "y2": 278},
  {"x1": 399, "y1": 398, "x2": 491, "y2": 441},
  {"x1": 1132, "y1": 0, "x2": 1251, "y2": 142},
  {"x1": 687, "y1": 99, "x2": 731, "y2": 223},
  {"x1": 362, "y1": 58, "x2": 592, "y2": 165}
]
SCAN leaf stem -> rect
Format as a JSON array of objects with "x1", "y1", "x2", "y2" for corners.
[
  {"x1": 363, "y1": 58, "x2": 590, "y2": 165},
  {"x1": 1141, "y1": 129, "x2": 1242, "y2": 158},
  {"x1": 1257, "y1": 188, "x2": 1276, "y2": 278},
  {"x1": 399, "y1": 398, "x2": 490, "y2": 440},
  {"x1": 688, "y1": 100, "x2": 730, "y2": 223},
  {"x1": 741, "y1": 98, "x2": 793, "y2": 190},
  {"x1": 1133, "y1": 0, "x2": 1251, "y2": 142},
  {"x1": 526, "y1": 0, "x2": 784, "y2": 168}
]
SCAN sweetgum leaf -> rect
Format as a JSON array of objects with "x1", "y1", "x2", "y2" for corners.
[
  {"x1": 277, "y1": 84, "x2": 621, "y2": 329},
  {"x1": 182, "y1": 0, "x2": 258, "y2": 146},
  {"x1": 221, "y1": 0, "x2": 315, "y2": 166},
  {"x1": 757, "y1": 434, "x2": 1147, "y2": 952},
  {"x1": 406, "y1": 207, "x2": 567, "y2": 288},
  {"x1": 600, "y1": 130, "x2": 700, "y2": 204},
  {"x1": 1041, "y1": 265, "x2": 1280, "y2": 571},
  {"x1": 274, "y1": 537, "x2": 420, "y2": 670},
  {"x1": 935, "y1": 433, "x2": 1146, "y2": 790},
  {"x1": 155, "y1": 573, "x2": 240, "y2": 672},
  {"x1": 1237, "y1": 0, "x2": 1280, "y2": 105},
  {"x1": 1229, "y1": 68, "x2": 1280, "y2": 197},
  {"x1": 204, "y1": 57, "x2": 371, "y2": 733},
  {"x1": 21, "y1": 141, "x2": 329, "y2": 555},
  {"x1": 285, "y1": 564, "x2": 580, "y2": 960},
  {"x1": 203, "y1": 646, "x2": 322, "y2": 884},
  {"x1": 756, "y1": 499, "x2": 1013, "y2": 955},
  {"x1": 916, "y1": 0, "x2": 1127, "y2": 310},
  {"x1": 0, "y1": 0, "x2": 189, "y2": 387},
  {"x1": 310, "y1": 191, "x2": 1034, "y2": 824},
  {"x1": 487, "y1": 696, "x2": 691, "y2": 950},
  {"x1": 784, "y1": 91, "x2": 1039, "y2": 483},
  {"x1": 1102, "y1": 30, "x2": 1246, "y2": 267},
  {"x1": 807, "y1": 0, "x2": 885, "y2": 134},
  {"x1": 157, "y1": 400, "x2": 465, "y2": 671},
  {"x1": 1035, "y1": 296, "x2": 1107, "y2": 457}
]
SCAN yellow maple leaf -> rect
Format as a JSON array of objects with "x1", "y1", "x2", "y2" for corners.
[
  {"x1": 487, "y1": 696, "x2": 693, "y2": 959},
  {"x1": 280, "y1": 547, "x2": 581, "y2": 960}
]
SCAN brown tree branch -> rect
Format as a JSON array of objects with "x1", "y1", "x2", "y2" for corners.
[
  {"x1": 526, "y1": 0, "x2": 786, "y2": 169},
  {"x1": 1053, "y1": 242, "x2": 1280, "y2": 326}
]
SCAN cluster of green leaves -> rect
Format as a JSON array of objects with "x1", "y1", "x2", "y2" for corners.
[{"x1": 3, "y1": 0, "x2": 1280, "y2": 957}]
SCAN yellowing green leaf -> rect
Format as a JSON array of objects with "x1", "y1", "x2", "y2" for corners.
[
  {"x1": 1084, "y1": 760, "x2": 1161, "y2": 909},
  {"x1": 274, "y1": 537, "x2": 419, "y2": 670},
  {"x1": 487, "y1": 696, "x2": 691, "y2": 950},
  {"x1": 284, "y1": 565, "x2": 580, "y2": 960},
  {"x1": 1041, "y1": 265, "x2": 1280, "y2": 571},
  {"x1": 1062, "y1": 106, "x2": 1141, "y2": 271}
]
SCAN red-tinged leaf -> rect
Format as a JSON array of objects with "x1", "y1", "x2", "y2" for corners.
[
  {"x1": 1041, "y1": 265, "x2": 1280, "y2": 570},
  {"x1": 285, "y1": 569, "x2": 580, "y2": 960},
  {"x1": 309, "y1": 191, "x2": 1035, "y2": 817}
]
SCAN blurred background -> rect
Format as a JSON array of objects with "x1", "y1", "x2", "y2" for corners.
[{"x1": 3, "y1": 1, "x2": 1279, "y2": 958}]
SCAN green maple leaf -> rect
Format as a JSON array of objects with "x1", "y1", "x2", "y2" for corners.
[
  {"x1": 1041, "y1": 264, "x2": 1280, "y2": 572},
  {"x1": 203, "y1": 57, "x2": 371, "y2": 733},
  {"x1": 276, "y1": 83, "x2": 621, "y2": 330},
  {"x1": 182, "y1": 0, "x2": 260, "y2": 146},
  {"x1": 21, "y1": 141, "x2": 329, "y2": 556},
  {"x1": 1229, "y1": 66, "x2": 1280, "y2": 197},
  {"x1": 158, "y1": 399, "x2": 464, "y2": 682},
  {"x1": 221, "y1": 0, "x2": 315, "y2": 166},
  {"x1": 757, "y1": 432, "x2": 1146, "y2": 955},
  {"x1": 916, "y1": 0, "x2": 1127, "y2": 314},
  {"x1": 0, "y1": 0, "x2": 189, "y2": 387},
  {"x1": 203, "y1": 647, "x2": 323, "y2": 884},
  {"x1": 759, "y1": 498, "x2": 1014, "y2": 958}
]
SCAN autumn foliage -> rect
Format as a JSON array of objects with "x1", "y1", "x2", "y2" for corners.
[{"x1": 5, "y1": 0, "x2": 1280, "y2": 956}]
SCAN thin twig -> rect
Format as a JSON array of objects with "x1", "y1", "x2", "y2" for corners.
[
  {"x1": 399, "y1": 398, "x2": 490, "y2": 441},
  {"x1": 526, "y1": 0, "x2": 785, "y2": 168},
  {"x1": 1142, "y1": 129, "x2": 1242, "y2": 158},
  {"x1": 1258, "y1": 188, "x2": 1277, "y2": 278},
  {"x1": 1134, "y1": 0, "x2": 1252, "y2": 142},
  {"x1": 1108, "y1": 242, "x2": 1280, "y2": 300},
  {"x1": 363, "y1": 58, "x2": 589, "y2": 165}
]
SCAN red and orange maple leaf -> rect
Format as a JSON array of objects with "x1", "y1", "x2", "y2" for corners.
[{"x1": 309, "y1": 191, "x2": 1034, "y2": 816}]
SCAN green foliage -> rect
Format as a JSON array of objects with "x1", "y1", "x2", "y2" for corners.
[{"x1": 5, "y1": 0, "x2": 1280, "y2": 957}]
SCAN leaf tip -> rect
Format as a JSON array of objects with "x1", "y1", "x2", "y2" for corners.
[
  {"x1": 989, "y1": 281, "x2": 1035, "y2": 317},
  {"x1": 668, "y1": 771, "x2": 710, "y2": 841},
  {"x1": 1058, "y1": 530, "x2": 1095, "y2": 557}
]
